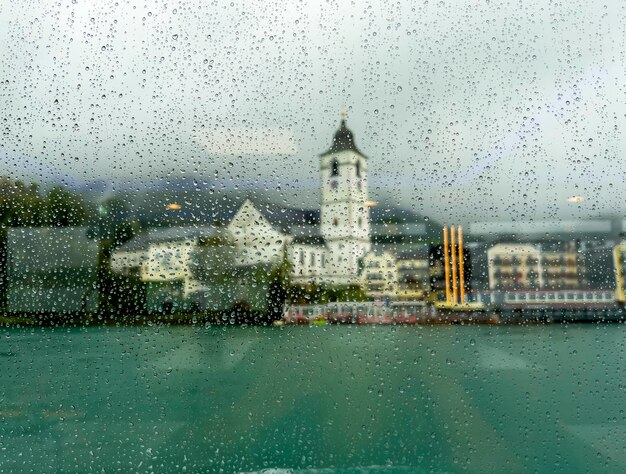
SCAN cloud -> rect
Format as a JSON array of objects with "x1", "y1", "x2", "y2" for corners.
[{"x1": 195, "y1": 127, "x2": 298, "y2": 156}]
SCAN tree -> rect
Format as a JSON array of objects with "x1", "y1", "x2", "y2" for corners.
[
  {"x1": 189, "y1": 232, "x2": 236, "y2": 282},
  {"x1": 89, "y1": 197, "x2": 142, "y2": 318},
  {"x1": 267, "y1": 248, "x2": 293, "y2": 321},
  {"x1": 0, "y1": 178, "x2": 91, "y2": 308},
  {"x1": 45, "y1": 186, "x2": 89, "y2": 226},
  {"x1": 0, "y1": 178, "x2": 46, "y2": 227}
]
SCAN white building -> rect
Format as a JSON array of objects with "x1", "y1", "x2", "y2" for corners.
[
  {"x1": 288, "y1": 237, "x2": 327, "y2": 283},
  {"x1": 111, "y1": 119, "x2": 431, "y2": 297},
  {"x1": 318, "y1": 119, "x2": 371, "y2": 284},
  {"x1": 227, "y1": 199, "x2": 289, "y2": 267},
  {"x1": 110, "y1": 226, "x2": 228, "y2": 297},
  {"x1": 228, "y1": 118, "x2": 372, "y2": 286}
]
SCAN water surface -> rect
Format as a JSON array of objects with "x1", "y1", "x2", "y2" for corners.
[{"x1": 0, "y1": 324, "x2": 625, "y2": 473}]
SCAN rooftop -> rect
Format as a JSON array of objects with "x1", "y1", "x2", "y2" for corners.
[
  {"x1": 320, "y1": 119, "x2": 367, "y2": 158},
  {"x1": 116, "y1": 225, "x2": 223, "y2": 252}
]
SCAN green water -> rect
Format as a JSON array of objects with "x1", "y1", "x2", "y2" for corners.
[{"x1": 0, "y1": 324, "x2": 625, "y2": 473}]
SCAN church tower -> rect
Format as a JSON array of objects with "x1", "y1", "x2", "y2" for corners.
[{"x1": 320, "y1": 117, "x2": 371, "y2": 284}]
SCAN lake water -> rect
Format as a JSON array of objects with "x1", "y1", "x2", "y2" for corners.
[{"x1": 0, "y1": 324, "x2": 625, "y2": 473}]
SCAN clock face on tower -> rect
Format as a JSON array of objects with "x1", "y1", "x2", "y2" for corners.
[{"x1": 330, "y1": 180, "x2": 338, "y2": 190}]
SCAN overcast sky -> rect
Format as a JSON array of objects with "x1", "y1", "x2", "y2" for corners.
[{"x1": 2, "y1": 0, "x2": 626, "y2": 223}]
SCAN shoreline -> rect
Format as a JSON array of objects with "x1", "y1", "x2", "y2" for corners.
[{"x1": 1, "y1": 312, "x2": 625, "y2": 327}]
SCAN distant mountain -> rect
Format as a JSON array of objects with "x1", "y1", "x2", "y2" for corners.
[
  {"x1": 119, "y1": 187, "x2": 440, "y2": 235},
  {"x1": 0, "y1": 147, "x2": 87, "y2": 189}
]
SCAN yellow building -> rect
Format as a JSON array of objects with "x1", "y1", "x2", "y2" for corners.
[
  {"x1": 360, "y1": 251, "x2": 398, "y2": 299},
  {"x1": 614, "y1": 242, "x2": 626, "y2": 302},
  {"x1": 488, "y1": 241, "x2": 587, "y2": 292},
  {"x1": 395, "y1": 249, "x2": 430, "y2": 300},
  {"x1": 540, "y1": 250, "x2": 581, "y2": 289},
  {"x1": 487, "y1": 243, "x2": 541, "y2": 290}
]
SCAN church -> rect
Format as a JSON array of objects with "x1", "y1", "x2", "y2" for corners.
[
  {"x1": 111, "y1": 117, "x2": 434, "y2": 307},
  {"x1": 227, "y1": 118, "x2": 372, "y2": 286}
]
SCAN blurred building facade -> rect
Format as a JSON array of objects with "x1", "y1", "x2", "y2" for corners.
[
  {"x1": 395, "y1": 247, "x2": 431, "y2": 300},
  {"x1": 487, "y1": 243, "x2": 541, "y2": 290},
  {"x1": 6, "y1": 227, "x2": 99, "y2": 313},
  {"x1": 360, "y1": 250, "x2": 397, "y2": 299},
  {"x1": 111, "y1": 226, "x2": 229, "y2": 312},
  {"x1": 486, "y1": 240, "x2": 597, "y2": 292}
]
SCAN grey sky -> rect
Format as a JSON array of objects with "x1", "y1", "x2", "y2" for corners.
[{"x1": 2, "y1": 0, "x2": 626, "y2": 223}]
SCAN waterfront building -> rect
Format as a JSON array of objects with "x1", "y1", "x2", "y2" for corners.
[
  {"x1": 539, "y1": 241, "x2": 586, "y2": 290},
  {"x1": 354, "y1": 245, "x2": 431, "y2": 300},
  {"x1": 360, "y1": 250, "x2": 398, "y2": 298},
  {"x1": 486, "y1": 241, "x2": 592, "y2": 291},
  {"x1": 319, "y1": 119, "x2": 372, "y2": 284},
  {"x1": 112, "y1": 226, "x2": 222, "y2": 278},
  {"x1": 224, "y1": 198, "x2": 323, "y2": 284},
  {"x1": 227, "y1": 199, "x2": 292, "y2": 268},
  {"x1": 470, "y1": 219, "x2": 620, "y2": 240},
  {"x1": 111, "y1": 226, "x2": 229, "y2": 311},
  {"x1": 487, "y1": 243, "x2": 542, "y2": 290},
  {"x1": 580, "y1": 241, "x2": 615, "y2": 290},
  {"x1": 288, "y1": 234, "x2": 327, "y2": 284},
  {"x1": 395, "y1": 247, "x2": 430, "y2": 300},
  {"x1": 110, "y1": 241, "x2": 146, "y2": 276},
  {"x1": 228, "y1": 119, "x2": 373, "y2": 286},
  {"x1": 5, "y1": 227, "x2": 99, "y2": 313}
]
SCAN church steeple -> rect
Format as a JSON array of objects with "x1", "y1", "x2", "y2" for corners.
[
  {"x1": 320, "y1": 118, "x2": 367, "y2": 158},
  {"x1": 318, "y1": 116, "x2": 371, "y2": 285}
]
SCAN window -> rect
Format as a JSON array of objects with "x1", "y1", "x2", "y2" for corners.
[
  {"x1": 331, "y1": 159, "x2": 339, "y2": 177},
  {"x1": 1, "y1": 0, "x2": 620, "y2": 472}
]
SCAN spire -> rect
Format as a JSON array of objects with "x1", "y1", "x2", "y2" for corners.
[{"x1": 320, "y1": 115, "x2": 366, "y2": 158}]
